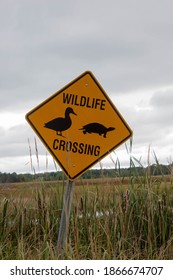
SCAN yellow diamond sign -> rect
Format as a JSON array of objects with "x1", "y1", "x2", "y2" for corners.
[{"x1": 26, "y1": 71, "x2": 132, "y2": 180}]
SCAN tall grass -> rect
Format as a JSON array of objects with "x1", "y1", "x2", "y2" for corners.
[
  {"x1": 0, "y1": 183, "x2": 64, "y2": 259},
  {"x1": 0, "y1": 173, "x2": 173, "y2": 259},
  {"x1": 0, "y1": 140, "x2": 173, "y2": 259}
]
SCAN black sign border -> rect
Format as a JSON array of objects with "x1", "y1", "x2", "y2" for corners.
[{"x1": 26, "y1": 71, "x2": 133, "y2": 181}]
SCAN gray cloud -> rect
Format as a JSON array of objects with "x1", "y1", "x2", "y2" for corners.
[
  {"x1": 0, "y1": 125, "x2": 30, "y2": 157},
  {"x1": 1, "y1": 0, "x2": 173, "y2": 172},
  {"x1": 150, "y1": 89, "x2": 173, "y2": 108}
]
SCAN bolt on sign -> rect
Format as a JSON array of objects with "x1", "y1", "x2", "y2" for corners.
[{"x1": 26, "y1": 71, "x2": 132, "y2": 180}]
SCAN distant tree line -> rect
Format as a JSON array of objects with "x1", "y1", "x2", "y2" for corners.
[{"x1": 0, "y1": 164, "x2": 172, "y2": 184}]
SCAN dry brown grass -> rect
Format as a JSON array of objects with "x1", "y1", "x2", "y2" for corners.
[{"x1": 0, "y1": 175, "x2": 173, "y2": 259}]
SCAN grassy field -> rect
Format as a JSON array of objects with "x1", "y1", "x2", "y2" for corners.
[{"x1": 0, "y1": 172, "x2": 173, "y2": 260}]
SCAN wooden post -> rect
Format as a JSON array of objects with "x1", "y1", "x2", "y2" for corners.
[{"x1": 57, "y1": 180, "x2": 74, "y2": 256}]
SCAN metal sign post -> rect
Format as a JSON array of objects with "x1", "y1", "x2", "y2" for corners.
[{"x1": 57, "y1": 180, "x2": 74, "y2": 256}]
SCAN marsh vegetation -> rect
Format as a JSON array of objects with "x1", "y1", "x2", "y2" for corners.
[{"x1": 1, "y1": 168, "x2": 173, "y2": 259}]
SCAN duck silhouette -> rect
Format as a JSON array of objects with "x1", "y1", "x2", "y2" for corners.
[{"x1": 44, "y1": 107, "x2": 77, "y2": 137}]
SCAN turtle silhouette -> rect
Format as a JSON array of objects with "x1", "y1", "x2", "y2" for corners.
[
  {"x1": 79, "y1": 122, "x2": 115, "y2": 138},
  {"x1": 44, "y1": 107, "x2": 77, "y2": 137}
]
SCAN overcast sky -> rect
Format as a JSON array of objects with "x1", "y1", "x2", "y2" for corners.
[{"x1": 0, "y1": 0, "x2": 173, "y2": 175}]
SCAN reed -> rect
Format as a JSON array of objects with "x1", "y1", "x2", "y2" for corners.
[{"x1": 0, "y1": 142, "x2": 173, "y2": 259}]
